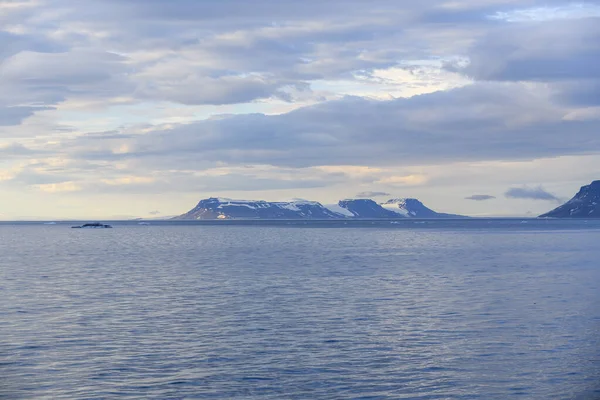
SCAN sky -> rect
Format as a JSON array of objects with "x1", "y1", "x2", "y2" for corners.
[{"x1": 1, "y1": 0, "x2": 600, "y2": 219}]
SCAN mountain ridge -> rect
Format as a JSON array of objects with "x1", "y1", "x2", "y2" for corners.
[
  {"x1": 539, "y1": 180, "x2": 600, "y2": 218},
  {"x1": 174, "y1": 197, "x2": 466, "y2": 220}
]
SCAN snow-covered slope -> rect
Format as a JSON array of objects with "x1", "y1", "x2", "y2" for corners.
[
  {"x1": 324, "y1": 203, "x2": 355, "y2": 217},
  {"x1": 539, "y1": 181, "x2": 600, "y2": 218},
  {"x1": 381, "y1": 198, "x2": 464, "y2": 218}
]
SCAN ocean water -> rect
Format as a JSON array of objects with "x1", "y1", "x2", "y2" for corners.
[{"x1": 1, "y1": 220, "x2": 599, "y2": 399}]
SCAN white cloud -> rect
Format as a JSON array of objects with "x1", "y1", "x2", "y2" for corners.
[{"x1": 489, "y1": 4, "x2": 600, "y2": 22}]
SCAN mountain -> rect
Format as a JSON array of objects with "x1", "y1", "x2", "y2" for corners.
[
  {"x1": 175, "y1": 197, "x2": 465, "y2": 220},
  {"x1": 381, "y1": 198, "x2": 464, "y2": 218},
  {"x1": 334, "y1": 199, "x2": 402, "y2": 218},
  {"x1": 173, "y1": 197, "x2": 344, "y2": 220},
  {"x1": 539, "y1": 181, "x2": 600, "y2": 218}
]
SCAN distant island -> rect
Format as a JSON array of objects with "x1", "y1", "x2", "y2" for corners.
[
  {"x1": 540, "y1": 180, "x2": 600, "y2": 218},
  {"x1": 170, "y1": 180, "x2": 600, "y2": 220},
  {"x1": 173, "y1": 197, "x2": 465, "y2": 220}
]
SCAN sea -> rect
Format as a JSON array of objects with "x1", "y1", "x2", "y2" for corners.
[{"x1": 1, "y1": 219, "x2": 599, "y2": 399}]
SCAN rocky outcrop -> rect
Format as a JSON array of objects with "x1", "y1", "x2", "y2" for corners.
[{"x1": 539, "y1": 181, "x2": 600, "y2": 218}]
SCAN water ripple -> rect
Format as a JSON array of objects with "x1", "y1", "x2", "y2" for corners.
[{"x1": 1, "y1": 224, "x2": 599, "y2": 399}]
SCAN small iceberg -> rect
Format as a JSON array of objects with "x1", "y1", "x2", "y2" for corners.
[
  {"x1": 72, "y1": 223, "x2": 112, "y2": 229},
  {"x1": 43, "y1": 222, "x2": 57, "y2": 225}
]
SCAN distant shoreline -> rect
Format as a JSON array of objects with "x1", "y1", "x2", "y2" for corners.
[{"x1": 1, "y1": 217, "x2": 598, "y2": 226}]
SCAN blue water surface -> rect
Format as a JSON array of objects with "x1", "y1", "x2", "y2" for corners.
[{"x1": 1, "y1": 220, "x2": 599, "y2": 399}]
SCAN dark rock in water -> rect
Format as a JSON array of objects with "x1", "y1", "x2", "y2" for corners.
[
  {"x1": 72, "y1": 222, "x2": 113, "y2": 228},
  {"x1": 539, "y1": 180, "x2": 600, "y2": 218}
]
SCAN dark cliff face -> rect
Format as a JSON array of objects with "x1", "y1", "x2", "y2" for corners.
[{"x1": 539, "y1": 181, "x2": 600, "y2": 218}]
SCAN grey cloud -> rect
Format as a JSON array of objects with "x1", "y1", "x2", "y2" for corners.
[
  {"x1": 461, "y1": 17, "x2": 600, "y2": 82},
  {"x1": 0, "y1": 50, "x2": 128, "y2": 86},
  {"x1": 7, "y1": 170, "x2": 75, "y2": 186},
  {"x1": 72, "y1": 0, "x2": 404, "y2": 24},
  {"x1": 70, "y1": 82, "x2": 599, "y2": 168},
  {"x1": 0, "y1": 3, "x2": 412, "y2": 116},
  {"x1": 74, "y1": 0, "x2": 563, "y2": 26},
  {"x1": 0, "y1": 50, "x2": 133, "y2": 101},
  {"x1": 1, "y1": 0, "x2": 599, "y2": 172},
  {"x1": 138, "y1": 74, "x2": 300, "y2": 106},
  {"x1": 465, "y1": 195, "x2": 496, "y2": 201},
  {"x1": 356, "y1": 191, "x2": 391, "y2": 198},
  {"x1": 0, "y1": 31, "x2": 65, "y2": 63},
  {"x1": 7, "y1": 0, "x2": 586, "y2": 120},
  {"x1": 553, "y1": 81, "x2": 600, "y2": 107},
  {"x1": 505, "y1": 186, "x2": 561, "y2": 202},
  {"x1": 0, "y1": 50, "x2": 134, "y2": 127},
  {"x1": 0, "y1": 143, "x2": 46, "y2": 156},
  {"x1": 447, "y1": 11, "x2": 600, "y2": 109},
  {"x1": 0, "y1": 107, "x2": 47, "y2": 127}
]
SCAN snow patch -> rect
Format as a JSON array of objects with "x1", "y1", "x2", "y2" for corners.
[
  {"x1": 275, "y1": 203, "x2": 300, "y2": 212},
  {"x1": 213, "y1": 197, "x2": 260, "y2": 204},
  {"x1": 290, "y1": 200, "x2": 320, "y2": 206},
  {"x1": 217, "y1": 203, "x2": 257, "y2": 209},
  {"x1": 381, "y1": 203, "x2": 409, "y2": 217},
  {"x1": 325, "y1": 204, "x2": 355, "y2": 217}
]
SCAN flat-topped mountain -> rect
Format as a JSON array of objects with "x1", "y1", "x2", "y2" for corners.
[
  {"x1": 174, "y1": 197, "x2": 465, "y2": 220},
  {"x1": 174, "y1": 198, "x2": 342, "y2": 220},
  {"x1": 539, "y1": 181, "x2": 600, "y2": 218}
]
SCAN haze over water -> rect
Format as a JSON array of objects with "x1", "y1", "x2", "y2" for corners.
[{"x1": 1, "y1": 220, "x2": 599, "y2": 399}]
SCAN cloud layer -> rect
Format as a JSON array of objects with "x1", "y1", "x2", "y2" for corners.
[
  {"x1": 0, "y1": 0, "x2": 599, "y2": 218},
  {"x1": 465, "y1": 195, "x2": 496, "y2": 201},
  {"x1": 505, "y1": 186, "x2": 561, "y2": 202},
  {"x1": 355, "y1": 191, "x2": 392, "y2": 198}
]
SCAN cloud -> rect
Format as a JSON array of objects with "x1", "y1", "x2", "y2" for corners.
[
  {"x1": 3, "y1": 77, "x2": 600, "y2": 199},
  {"x1": 0, "y1": 105, "x2": 47, "y2": 127},
  {"x1": 454, "y1": 13, "x2": 600, "y2": 113},
  {"x1": 505, "y1": 186, "x2": 561, "y2": 202},
  {"x1": 35, "y1": 182, "x2": 82, "y2": 193},
  {"x1": 465, "y1": 195, "x2": 496, "y2": 201},
  {"x1": 0, "y1": 0, "x2": 418, "y2": 116},
  {"x1": 376, "y1": 175, "x2": 427, "y2": 185},
  {"x1": 53, "y1": 82, "x2": 600, "y2": 170},
  {"x1": 461, "y1": 17, "x2": 600, "y2": 82},
  {"x1": 0, "y1": 50, "x2": 134, "y2": 128},
  {"x1": 355, "y1": 191, "x2": 391, "y2": 198},
  {"x1": 2, "y1": 0, "x2": 595, "y2": 132},
  {"x1": 0, "y1": 143, "x2": 42, "y2": 156},
  {"x1": 137, "y1": 73, "x2": 299, "y2": 106},
  {"x1": 1, "y1": 0, "x2": 600, "y2": 221},
  {"x1": 488, "y1": 4, "x2": 600, "y2": 22},
  {"x1": 0, "y1": 0, "x2": 504, "y2": 120},
  {"x1": 149, "y1": 210, "x2": 161, "y2": 215}
]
